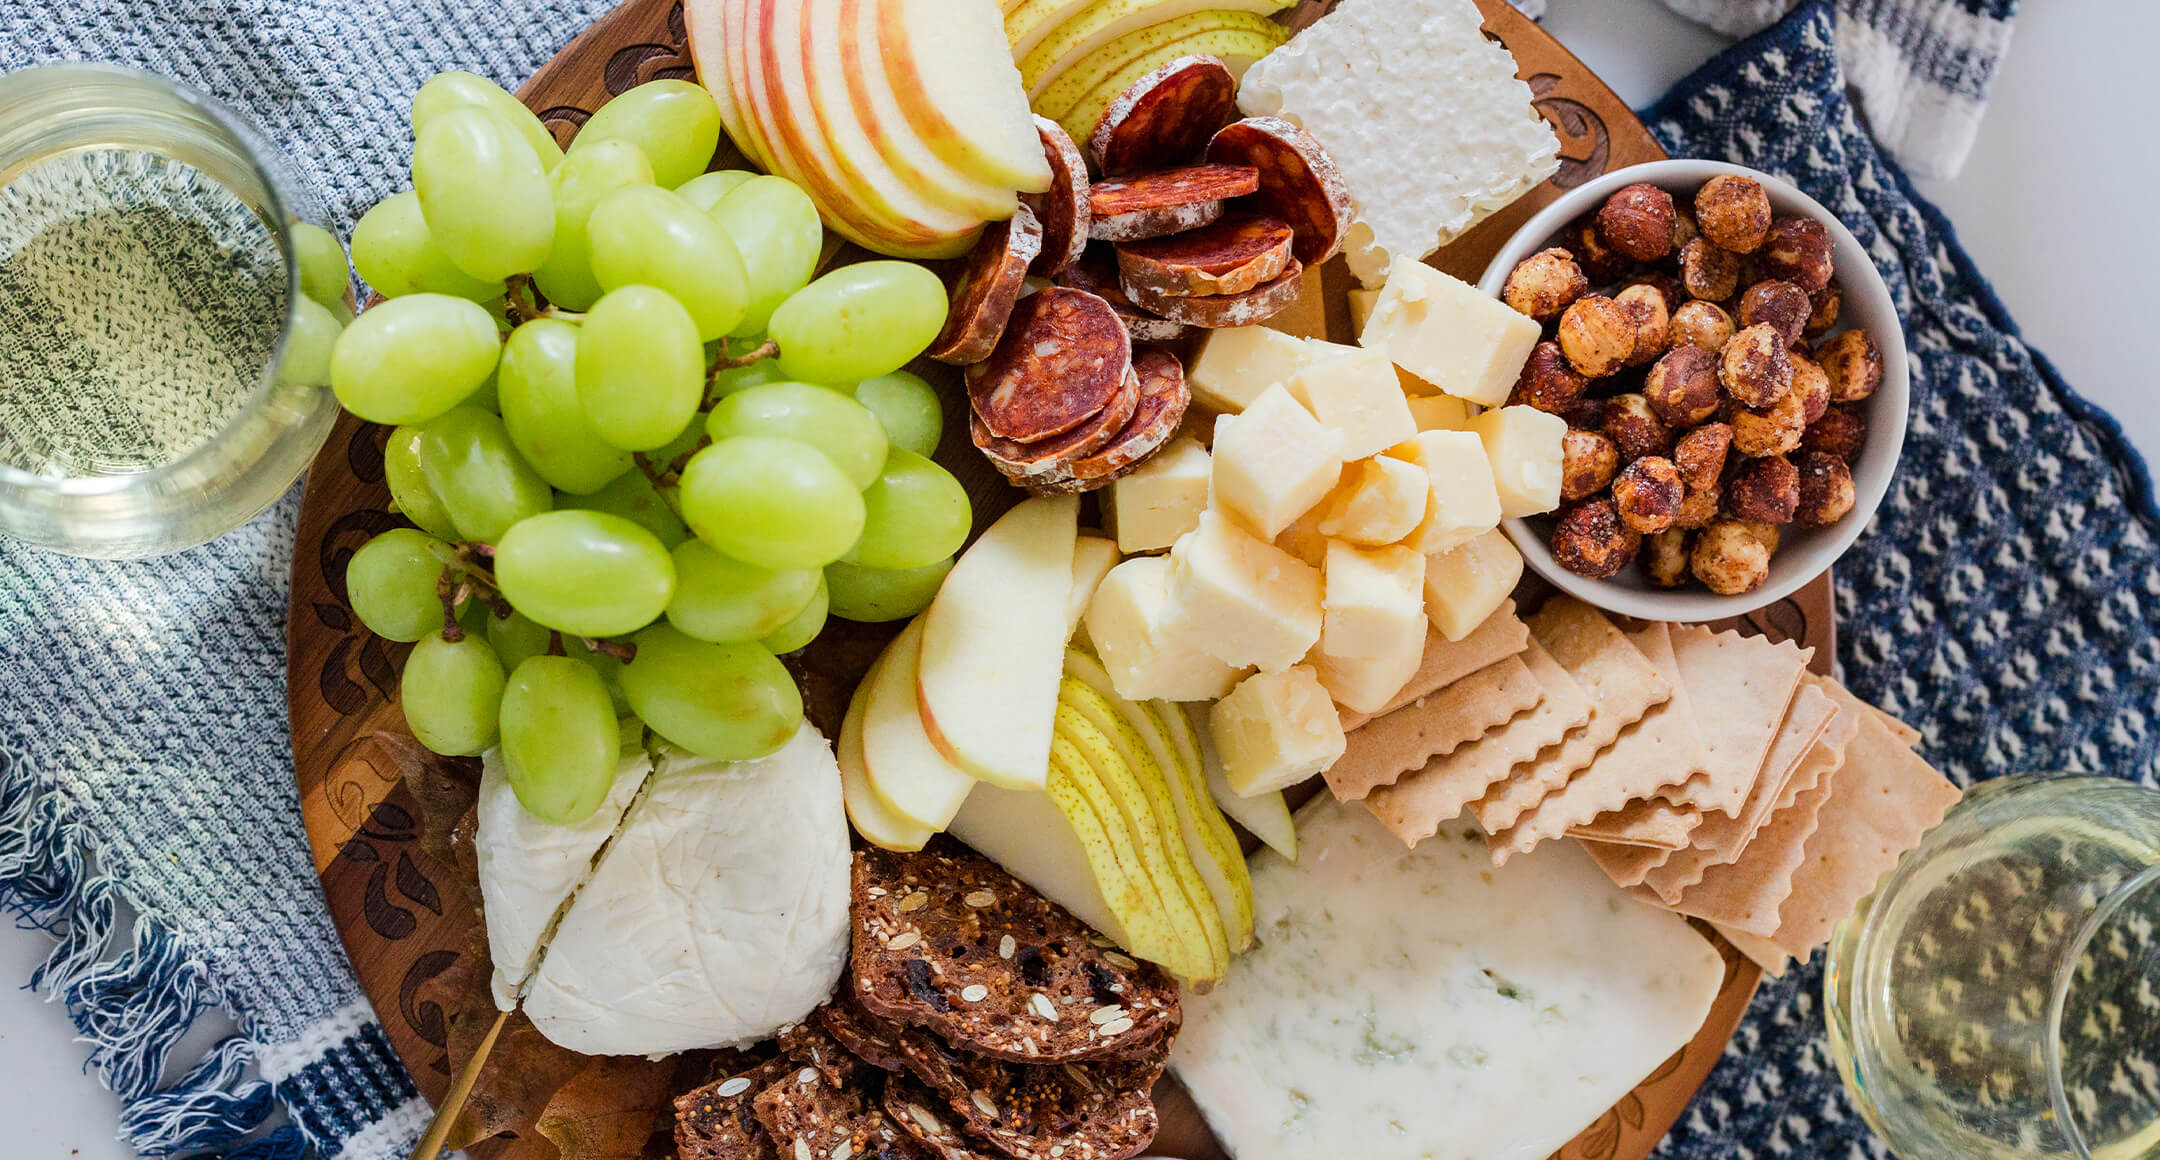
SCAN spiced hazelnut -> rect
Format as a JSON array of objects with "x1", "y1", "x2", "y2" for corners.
[
  {"x1": 1724, "y1": 454, "x2": 1800, "y2": 523},
  {"x1": 1802, "y1": 405, "x2": 1868, "y2": 460},
  {"x1": 1557, "y1": 295, "x2": 1638, "y2": 378},
  {"x1": 1692, "y1": 519, "x2": 1771, "y2": 595},
  {"x1": 1508, "y1": 341, "x2": 1590, "y2": 416},
  {"x1": 1735, "y1": 520, "x2": 1782, "y2": 555},
  {"x1": 1738, "y1": 279, "x2": 1811, "y2": 347},
  {"x1": 1561, "y1": 429, "x2": 1620, "y2": 501},
  {"x1": 1550, "y1": 497, "x2": 1641, "y2": 579},
  {"x1": 1669, "y1": 300, "x2": 1736, "y2": 353},
  {"x1": 1806, "y1": 283, "x2": 1842, "y2": 336},
  {"x1": 1642, "y1": 528, "x2": 1693, "y2": 588},
  {"x1": 1789, "y1": 354, "x2": 1832, "y2": 423},
  {"x1": 1694, "y1": 175, "x2": 1773, "y2": 254},
  {"x1": 1718, "y1": 324, "x2": 1794, "y2": 408},
  {"x1": 1642, "y1": 346, "x2": 1720, "y2": 427},
  {"x1": 1793, "y1": 451, "x2": 1857, "y2": 526},
  {"x1": 1563, "y1": 396, "x2": 1609, "y2": 431},
  {"x1": 1757, "y1": 216, "x2": 1835, "y2": 291},
  {"x1": 1614, "y1": 283, "x2": 1672, "y2": 366},
  {"x1": 1674, "y1": 483, "x2": 1722, "y2": 530},
  {"x1": 1596, "y1": 183, "x2": 1678, "y2": 263},
  {"x1": 1503, "y1": 247, "x2": 1590, "y2": 321},
  {"x1": 1613, "y1": 456, "x2": 1684, "y2": 534},
  {"x1": 1569, "y1": 215, "x2": 1632, "y2": 284},
  {"x1": 1601, "y1": 393, "x2": 1673, "y2": 461},
  {"x1": 1729, "y1": 389, "x2": 1808, "y2": 458},
  {"x1": 1816, "y1": 328, "x2": 1884, "y2": 402},
  {"x1": 1671, "y1": 208, "x2": 1701, "y2": 253},
  {"x1": 1674, "y1": 422, "x2": 1733, "y2": 490},
  {"x1": 1679, "y1": 238, "x2": 1743, "y2": 302},
  {"x1": 1623, "y1": 272, "x2": 1687, "y2": 314}
]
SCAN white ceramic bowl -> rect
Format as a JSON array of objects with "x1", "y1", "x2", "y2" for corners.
[{"x1": 1478, "y1": 159, "x2": 1909, "y2": 623}]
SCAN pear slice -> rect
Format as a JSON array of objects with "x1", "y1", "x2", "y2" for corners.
[
  {"x1": 1018, "y1": 0, "x2": 1294, "y2": 95},
  {"x1": 949, "y1": 778, "x2": 1134, "y2": 950},
  {"x1": 1049, "y1": 736, "x2": 1189, "y2": 971},
  {"x1": 838, "y1": 659, "x2": 933, "y2": 851},
  {"x1": 1171, "y1": 701, "x2": 1298, "y2": 862},
  {"x1": 1068, "y1": 534, "x2": 1120, "y2": 643}
]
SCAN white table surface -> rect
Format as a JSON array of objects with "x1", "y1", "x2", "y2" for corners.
[{"x1": 4, "y1": 2, "x2": 2153, "y2": 1156}]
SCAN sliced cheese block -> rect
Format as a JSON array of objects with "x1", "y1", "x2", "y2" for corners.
[
  {"x1": 1359, "y1": 257, "x2": 1541, "y2": 406},
  {"x1": 1424, "y1": 528, "x2": 1523, "y2": 641},
  {"x1": 1465, "y1": 405, "x2": 1565, "y2": 519},
  {"x1": 1408, "y1": 393, "x2": 1474, "y2": 432},
  {"x1": 1105, "y1": 437, "x2": 1211, "y2": 555},
  {"x1": 1186, "y1": 325, "x2": 1317, "y2": 415},
  {"x1": 1209, "y1": 384, "x2": 1344, "y2": 540},
  {"x1": 1320, "y1": 541, "x2": 1425, "y2": 661},
  {"x1": 1285, "y1": 346, "x2": 1417, "y2": 462},
  {"x1": 1167, "y1": 509, "x2": 1323, "y2": 674},
  {"x1": 1314, "y1": 456, "x2": 1428, "y2": 547},
  {"x1": 1391, "y1": 429, "x2": 1502, "y2": 554},
  {"x1": 1207, "y1": 665, "x2": 1346, "y2": 797},
  {"x1": 1086, "y1": 555, "x2": 1247, "y2": 702}
]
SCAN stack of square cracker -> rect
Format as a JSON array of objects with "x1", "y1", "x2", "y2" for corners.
[{"x1": 1323, "y1": 596, "x2": 1962, "y2": 975}]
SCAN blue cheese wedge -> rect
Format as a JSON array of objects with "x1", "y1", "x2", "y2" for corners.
[
  {"x1": 1237, "y1": 0, "x2": 1560, "y2": 286},
  {"x1": 1173, "y1": 799, "x2": 1724, "y2": 1160}
]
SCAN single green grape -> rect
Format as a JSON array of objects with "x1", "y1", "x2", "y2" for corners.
[
  {"x1": 350, "y1": 191, "x2": 507, "y2": 300},
  {"x1": 576, "y1": 285, "x2": 706, "y2": 451},
  {"x1": 572, "y1": 80, "x2": 722, "y2": 190},
  {"x1": 466, "y1": 367, "x2": 501, "y2": 414},
  {"x1": 845, "y1": 450, "x2": 970, "y2": 570},
  {"x1": 677, "y1": 437, "x2": 865, "y2": 570},
  {"x1": 498, "y1": 319, "x2": 632, "y2": 494},
  {"x1": 619, "y1": 624, "x2": 801, "y2": 760},
  {"x1": 413, "y1": 106, "x2": 556, "y2": 281},
  {"x1": 704, "y1": 382, "x2": 887, "y2": 490},
  {"x1": 571, "y1": 471, "x2": 689, "y2": 549},
  {"x1": 418, "y1": 406, "x2": 553, "y2": 542},
  {"x1": 665, "y1": 539, "x2": 820, "y2": 643},
  {"x1": 279, "y1": 296, "x2": 343, "y2": 388},
  {"x1": 586, "y1": 185, "x2": 749, "y2": 341},
  {"x1": 486, "y1": 609, "x2": 556, "y2": 673},
  {"x1": 824, "y1": 555, "x2": 955, "y2": 623},
  {"x1": 850, "y1": 371, "x2": 943, "y2": 458},
  {"x1": 347, "y1": 529, "x2": 451, "y2": 642},
  {"x1": 499, "y1": 656, "x2": 620, "y2": 824},
  {"x1": 708, "y1": 353, "x2": 785, "y2": 401},
  {"x1": 769, "y1": 261, "x2": 948, "y2": 385},
  {"x1": 402, "y1": 633, "x2": 506, "y2": 756},
  {"x1": 331, "y1": 294, "x2": 501, "y2": 425},
  {"x1": 411, "y1": 70, "x2": 565, "y2": 171},
  {"x1": 493, "y1": 510, "x2": 675, "y2": 637},
  {"x1": 676, "y1": 169, "x2": 758, "y2": 211},
  {"x1": 291, "y1": 222, "x2": 351, "y2": 310},
  {"x1": 385, "y1": 425, "x2": 461, "y2": 541},
  {"x1": 531, "y1": 139, "x2": 655, "y2": 311},
  {"x1": 573, "y1": 636, "x2": 634, "y2": 715},
  {"x1": 759, "y1": 575, "x2": 827, "y2": 655},
  {"x1": 708, "y1": 176, "x2": 822, "y2": 338}
]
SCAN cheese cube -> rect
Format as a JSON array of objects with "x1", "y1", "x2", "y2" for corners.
[
  {"x1": 1424, "y1": 528, "x2": 1523, "y2": 641},
  {"x1": 1206, "y1": 666, "x2": 1346, "y2": 796},
  {"x1": 1210, "y1": 385, "x2": 1344, "y2": 540},
  {"x1": 1084, "y1": 556, "x2": 1246, "y2": 702},
  {"x1": 1186, "y1": 326, "x2": 1319, "y2": 414},
  {"x1": 1347, "y1": 287, "x2": 1381, "y2": 337},
  {"x1": 1359, "y1": 257, "x2": 1541, "y2": 406},
  {"x1": 1390, "y1": 430, "x2": 1501, "y2": 554},
  {"x1": 1320, "y1": 542, "x2": 1425, "y2": 660},
  {"x1": 1465, "y1": 405, "x2": 1566, "y2": 518},
  {"x1": 1315, "y1": 457, "x2": 1427, "y2": 546},
  {"x1": 1166, "y1": 510, "x2": 1322, "y2": 673},
  {"x1": 1408, "y1": 394, "x2": 1473, "y2": 432},
  {"x1": 1104, "y1": 437, "x2": 1210, "y2": 554},
  {"x1": 1313, "y1": 613, "x2": 1425, "y2": 716},
  {"x1": 1273, "y1": 508, "x2": 1329, "y2": 568},
  {"x1": 1285, "y1": 347, "x2": 1418, "y2": 462}
]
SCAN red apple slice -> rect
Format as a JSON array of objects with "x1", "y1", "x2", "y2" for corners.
[
  {"x1": 827, "y1": 0, "x2": 1019, "y2": 221},
  {"x1": 878, "y1": 0, "x2": 1053, "y2": 195},
  {"x1": 861, "y1": 617, "x2": 977, "y2": 831},
  {"x1": 681, "y1": 0, "x2": 768, "y2": 171}
]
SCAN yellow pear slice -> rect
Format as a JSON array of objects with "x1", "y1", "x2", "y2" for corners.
[
  {"x1": 1049, "y1": 736, "x2": 1190, "y2": 970},
  {"x1": 949, "y1": 778, "x2": 1135, "y2": 950},
  {"x1": 1006, "y1": 0, "x2": 1098, "y2": 61},
  {"x1": 839, "y1": 659, "x2": 934, "y2": 851},
  {"x1": 1038, "y1": 12, "x2": 1286, "y2": 130},
  {"x1": 1019, "y1": 0, "x2": 1293, "y2": 95},
  {"x1": 1166, "y1": 700, "x2": 1297, "y2": 862}
]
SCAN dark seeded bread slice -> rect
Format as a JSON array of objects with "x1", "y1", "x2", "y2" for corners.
[
  {"x1": 779, "y1": 1016, "x2": 869, "y2": 1087},
  {"x1": 893, "y1": 1030, "x2": 1163, "y2": 1160},
  {"x1": 882, "y1": 1073, "x2": 1004, "y2": 1160},
  {"x1": 753, "y1": 1067, "x2": 939, "y2": 1160},
  {"x1": 818, "y1": 998, "x2": 911, "y2": 1073},
  {"x1": 675, "y1": 1058, "x2": 795, "y2": 1160}
]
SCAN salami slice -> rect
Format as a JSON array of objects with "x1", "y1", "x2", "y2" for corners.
[
  {"x1": 971, "y1": 364, "x2": 1141, "y2": 483},
  {"x1": 1115, "y1": 214, "x2": 1295, "y2": 298},
  {"x1": 1023, "y1": 116, "x2": 1091, "y2": 279},
  {"x1": 1087, "y1": 165, "x2": 1257, "y2": 243},
  {"x1": 964, "y1": 287, "x2": 1133, "y2": 444},
  {"x1": 928, "y1": 204, "x2": 1044, "y2": 366},
  {"x1": 1087, "y1": 55, "x2": 1239, "y2": 177},
  {"x1": 1204, "y1": 117, "x2": 1355, "y2": 266},
  {"x1": 1055, "y1": 251, "x2": 1191, "y2": 345},
  {"x1": 1121, "y1": 258, "x2": 1306, "y2": 330},
  {"x1": 1027, "y1": 348, "x2": 1193, "y2": 495}
]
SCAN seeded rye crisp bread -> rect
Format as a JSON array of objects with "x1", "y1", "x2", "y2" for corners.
[
  {"x1": 851, "y1": 842, "x2": 1180, "y2": 1063},
  {"x1": 676, "y1": 1057, "x2": 797, "y2": 1160},
  {"x1": 817, "y1": 998, "x2": 912, "y2": 1073},
  {"x1": 779, "y1": 1016, "x2": 870, "y2": 1087},
  {"x1": 1364, "y1": 640, "x2": 1590, "y2": 846},
  {"x1": 1337, "y1": 600, "x2": 1530, "y2": 732},
  {"x1": 883, "y1": 1074, "x2": 1004, "y2": 1160},
  {"x1": 1322, "y1": 654, "x2": 1543, "y2": 800},
  {"x1": 886, "y1": 1015, "x2": 1165, "y2": 1160},
  {"x1": 756, "y1": 1066, "x2": 944, "y2": 1160},
  {"x1": 1655, "y1": 627, "x2": 1812, "y2": 817}
]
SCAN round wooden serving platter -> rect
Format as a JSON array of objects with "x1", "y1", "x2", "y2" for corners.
[{"x1": 286, "y1": 3, "x2": 1835, "y2": 1157}]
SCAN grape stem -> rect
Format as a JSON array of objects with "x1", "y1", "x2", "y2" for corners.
[
  {"x1": 702, "y1": 337, "x2": 781, "y2": 409},
  {"x1": 632, "y1": 452, "x2": 676, "y2": 490},
  {"x1": 547, "y1": 631, "x2": 567, "y2": 658},
  {"x1": 436, "y1": 570, "x2": 466, "y2": 643},
  {"x1": 502, "y1": 274, "x2": 585, "y2": 327},
  {"x1": 432, "y1": 543, "x2": 513, "y2": 641},
  {"x1": 583, "y1": 637, "x2": 638, "y2": 664}
]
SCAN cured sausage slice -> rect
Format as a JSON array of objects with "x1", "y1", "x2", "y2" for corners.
[
  {"x1": 927, "y1": 204, "x2": 1044, "y2": 366},
  {"x1": 1023, "y1": 116, "x2": 1091, "y2": 279},
  {"x1": 1115, "y1": 214, "x2": 1295, "y2": 298},
  {"x1": 971, "y1": 364, "x2": 1142, "y2": 484},
  {"x1": 1121, "y1": 258, "x2": 1306, "y2": 330},
  {"x1": 1087, "y1": 164, "x2": 1258, "y2": 243},
  {"x1": 964, "y1": 287, "x2": 1133, "y2": 444},
  {"x1": 1027, "y1": 347, "x2": 1194, "y2": 495},
  {"x1": 1055, "y1": 250, "x2": 1190, "y2": 345},
  {"x1": 1204, "y1": 117, "x2": 1355, "y2": 265},
  {"x1": 1087, "y1": 55, "x2": 1239, "y2": 177}
]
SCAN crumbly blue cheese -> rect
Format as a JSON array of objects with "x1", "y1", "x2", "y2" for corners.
[
  {"x1": 1172, "y1": 799, "x2": 1724, "y2": 1160},
  {"x1": 1237, "y1": 0, "x2": 1560, "y2": 286}
]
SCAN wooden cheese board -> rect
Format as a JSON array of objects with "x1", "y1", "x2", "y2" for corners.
[{"x1": 285, "y1": 2, "x2": 1835, "y2": 1157}]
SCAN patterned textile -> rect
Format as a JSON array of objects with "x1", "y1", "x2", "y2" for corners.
[{"x1": 1644, "y1": 3, "x2": 2159, "y2": 1156}]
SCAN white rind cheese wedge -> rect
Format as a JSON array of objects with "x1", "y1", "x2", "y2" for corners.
[{"x1": 1173, "y1": 799, "x2": 1725, "y2": 1160}]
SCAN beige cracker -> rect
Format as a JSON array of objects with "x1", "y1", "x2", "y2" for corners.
[
  {"x1": 1323, "y1": 655, "x2": 1544, "y2": 801},
  {"x1": 1339, "y1": 601, "x2": 1530, "y2": 732},
  {"x1": 1655, "y1": 747, "x2": 1845, "y2": 937},
  {"x1": 1715, "y1": 923, "x2": 1792, "y2": 978},
  {"x1": 1581, "y1": 830, "x2": 1677, "y2": 888},
  {"x1": 1573, "y1": 798, "x2": 1702, "y2": 849},
  {"x1": 1656, "y1": 627, "x2": 1811, "y2": 817}
]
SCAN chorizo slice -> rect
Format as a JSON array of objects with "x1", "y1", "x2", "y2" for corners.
[
  {"x1": 1205, "y1": 117, "x2": 1355, "y2": 265},
  {"x1": 1024, "y1": 116, "x2": 1091, "y2": 279},
  {"x1": 971, "y1": 364, "x2": 1142, "y2": 484},
  {"x1": 1115, "y1": 214, "x2": 1295, "y2": 298},
  {"x1": 1087, "y1": 55, "x2": 1239, "y2": 177},
  {"x1": 1087, "y1": 164, "x2": 1258, "y2": 242},
  {"x1": 1056, "y1": 250, "x2": 1191, "y2": 345},
  {"x1": 1064, "y1": 346, "x2": 1191, "y2": 483},
  {"x1": 964, "y1": 287, "x2": 1133, "y2": 444},
  {"x1": 927, "y1": 203, "x2": 1044, "y2": 366},
  {"x1": 1121, "y1": 258, "x2": 1306, "y2": 330}
]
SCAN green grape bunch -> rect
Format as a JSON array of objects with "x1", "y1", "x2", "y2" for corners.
[{"x1": 328, "y1": 70, "x2": 974, "y2": 829}]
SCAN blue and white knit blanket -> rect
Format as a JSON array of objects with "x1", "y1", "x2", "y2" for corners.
[{"x1": 2, "y1": 1, "x2": 2148, "y2": 1159}]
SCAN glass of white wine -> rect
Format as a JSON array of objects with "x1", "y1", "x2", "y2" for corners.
[{"x1": 0, "y1": 63, "x2": 348, "y2": 558}]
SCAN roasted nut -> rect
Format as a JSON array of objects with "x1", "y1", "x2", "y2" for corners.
[
  {"x1": 1802, "y1": 405, "x2": 1869, "y2": 460},
  {"x1": 1691, "y1": 520, "x2": 1771, "y2": 595},
  {"x1": 1724, "y1": 454, "x2": 1800, "y2": 523},
  {"x1": 1601, "y1": 393, "x2": 1673, "y2": 461},
  {"x1": 1674, "y1": 422, "x2": 1732, "y2": 490},
  {"x1": 1623, "y1": 272, "x2": 1687, "y2": 313},
  {"x1": 1679, "y1": 238, "x2": 1743, "y2": 302},
  {"x1": 1737, "y1": 280, "x2": 1811, "y2": 347},
  {"x1": 1550, "y1": 497, "x2": 1641, "y2": 579},
  {"x1": 1671, "y1": 207, "x2": 1701, "y2": 253},
  {"x1": 1735, "y1": 520, "x2": 1781, "y2": 555},
  {"x1": 1569, "y1": 215, "x2": 1632, "y2": 284},
  {"x1": 1563, "y1": 395, "x2": 1610, "y2": 431},
  {"x1": 1612, "y1": 456, "x2": 1684, "y2": 534},
  {"x1": 1642, "y1": 346, "x2": 1721, "y2": 427},
  {"x1": 1560, "y1": 429, "x2": 1620, "y2": 501},
  {"x1": 1806, "y1": 283, "x2": 1842, "y2": 336},
  {"x1": 1614, "y1": 283, "x2": 1671, "y2": 366},
  {"x1": 1718, "y1": 324, "x2": 1793, "y2": 408},
  {"x1": 1729, "y1": 389, "x2": 1808, "y2": 457},
  {"x1": 1642, "y1": 528, "x2": 1693, "y2": 588},
  {"x1": 1793, "y1": 451, "x2": 1857, "y2": 526},
  {"x1": 1507, "y1": 341, "x2": 1590, "y2": 415},
  {"x1": 1669, "y1": 300, "x2": 1736, "y2": 353},
  {"x1": 1674, "y1": 483, "x2": 1722, "y2": 530},
  {"x1": 1503, "y1": 248, "x2": 1590, "y2": 321},
  {"x1": 1789, "y1": 354, "x2": 1832, "y2": 423},
  {"x1": 1596, "y1": 183, "x2": 1677, "y2": 263},
  {"x1": 1694, "y1": 175, "x2": 1773, "y2": 254},
  {"x1": 1816, "y1": 328, "x2": 1884, "y2": 402},
  {"x1": 1557, "y1": 295, "x2": 1638, "y2": 378},
  {"x1": 1757, "y1": 216, "x2": 1835, "y2": 291}
]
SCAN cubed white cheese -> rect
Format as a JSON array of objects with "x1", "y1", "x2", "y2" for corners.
[
  {"x1": 1315, "y1": 456, "x2": 1428, "y2": 547},
  {"x1": 1359, "y1": 258, "x2": 1542, "y2": 406},
  {"x1": 1186, "y1": 326, "x2": 1321, "y2": 414},
  {"x1": 1390, "y1": 429, "x2": 1502, "y2": 554},
  {"x1": 1285, "y1": 346, "x2": 1418, "y2": 462},
  {"x1": 1312, "y1": 620, "x2": 1425, "y2": 716},
  {"x1": 1206, "y1": 666, "x2": 1346, "y2": 796},
  {"x1": 1408, "y1": 394, "x2": 1474, "y2": 432},
  {"x1": 1209, "y1": 384, "x2": 1345, "y2": 540},
  {"x1": 1084, "y1": 556, "x2": 1247, "y2": 702},
  {"x1": 1104, "y1": 437, "x2": 1210, "y2": 554},
  {"x1": 1424, "y1": 528, "x2": 1523, "y2": 642},
  {"x1": 1321, "y1": 541, "x2": 1425, "y2": 661},
  {"x1": 1166, "y1": 509, "x2": 1323, "y2": 673},
  {"x1": 1347, "y1": 287, "x2": 1381, "y2": 337},
  {"x1": 1273, "y1": 508, "x2": 1330, "y2": 568},
  {"x1": 1465, "y1": 405, "x2": 1566, "y2": 518}
]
